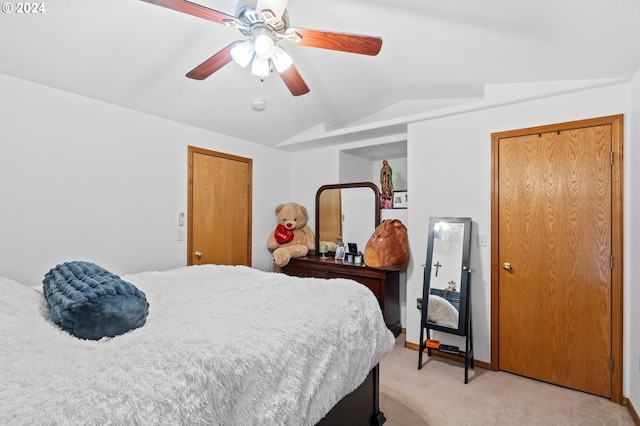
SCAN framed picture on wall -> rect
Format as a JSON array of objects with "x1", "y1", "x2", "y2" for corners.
[{"x1": 393, "y1": 190, "x2": 408, "y2": 209}]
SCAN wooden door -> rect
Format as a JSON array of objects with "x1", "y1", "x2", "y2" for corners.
[
  {"x1": 318, "y1": 188, "x2": 342, "y2": 245},
  {"x1": 188, "y1": 146, "x2": 252, "y2": 266},
  {"x1": 491, "y1": 115, "x2": 623, "y2": 401}
]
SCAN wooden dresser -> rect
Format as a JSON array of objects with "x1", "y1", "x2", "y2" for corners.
[{"x1": 281, "y1": 255, "x2": 401, "y2": 337}]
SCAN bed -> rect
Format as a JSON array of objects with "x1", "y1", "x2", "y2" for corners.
[
  {"x1": 426, "y1": 294, "x2": 459, "y2": 329},
  {"x1": 0, "y1": 264, "x2": 395, "y2": 425}
]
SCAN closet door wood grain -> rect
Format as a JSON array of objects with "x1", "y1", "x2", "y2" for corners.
[
  {"x1": 492, "y1": 116, "x2": 623, "y2": 400},
  {"x1": 188, "y1": 146, "x2": 252, "y2": 266}
]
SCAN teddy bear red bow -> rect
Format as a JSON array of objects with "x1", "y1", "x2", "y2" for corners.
[
  {"x1": 274, "y1": 224, "x2": 294, "y2": 243},
  {"x1": 267, "y1": 202, "x2": 315, "y2": 268}
]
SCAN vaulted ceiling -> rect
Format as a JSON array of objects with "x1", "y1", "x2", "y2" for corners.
[{"x1": 2, "y1": 0, "x2": 639, "y2": 151}]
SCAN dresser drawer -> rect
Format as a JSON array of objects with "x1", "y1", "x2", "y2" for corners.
[
  {"x1": 283, "y1": 266, "x2": 327, "y2": 279},
  {"x1": 328, "y1": 273, "x2": 381, "y2": 297}
]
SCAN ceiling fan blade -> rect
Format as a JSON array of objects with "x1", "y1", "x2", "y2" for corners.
[
  {"x1": 278, "y1": 64, "x2": 310, "y2": 96},
  {"x1": 256, "y1": 0, "x2": 289, "y2": 21},
  {"x1": 186, "y1": 41, "x2": 243, "y2": 80},
  {"x1": 140, "y1": 0, "x2": 239, "y2": 26},
  {"x1": 286, "y1": 28, "x2": 382, "y2": 56}
]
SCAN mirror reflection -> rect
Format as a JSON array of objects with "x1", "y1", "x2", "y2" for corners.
[
  {"x1": 421, "y1": 217, "x2": 472, "y2": 335},
  {"x1": 316, "y1": 182, "x2": 380, "y2": 253},
  {"x1": 427, "y1": 222, "x2": 465, "y2": 328}
]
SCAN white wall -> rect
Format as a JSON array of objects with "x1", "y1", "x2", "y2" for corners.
[
  {"x1": 339, "y1": 151, "x2": 371, "y2": 183},
  {"x1": 289, "y1": 148, "x2": 340, "y2": 229},
  {"x1": 0, "y1": 75, "x2": 290, "y2": 286},
  {"x1": 405, "y1": 81, "x2": 634, "y2": 396}
]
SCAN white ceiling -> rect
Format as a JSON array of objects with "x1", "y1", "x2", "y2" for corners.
[{"x1": 2, "y1": 0, "x2": 639, "y2": 152}]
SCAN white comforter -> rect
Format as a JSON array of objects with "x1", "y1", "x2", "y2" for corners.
[
  {"x1": 0, "y1": 265, "x2": 395, "y2": 425},
  {"x1": 427, "y1": 294, "x2": 459, "y2": 329}
]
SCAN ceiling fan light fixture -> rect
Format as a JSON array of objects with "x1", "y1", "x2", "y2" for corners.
[
  {"x1": 271, "y1": 46, "x2": 292, "y2": 72},
  {"x1": 230, "y1": 40, "x2": 255, "y2": 68},
  {"x1": 253, "y1": 27, "x2": 275, "y2": 59},
  {"x1": 251, "y1": 55, "x2": 270, "y2": 78},
  {"x1": 254, "y1": 34, "x2": 275, "y2": 59},
  {"x1": 142, "y1": 0, "x2": 382, "y2": 96}
]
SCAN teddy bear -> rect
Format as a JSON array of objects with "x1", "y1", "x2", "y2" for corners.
[
  {"x1": 446, "y1": 281, "x2": 457, "y2": 293},
  {"x1": 267, "y1": 202, "x2": 316, "y2": 268},
  {"x1": 364, "y1": 219, "x2": 410, "y2": 270}
]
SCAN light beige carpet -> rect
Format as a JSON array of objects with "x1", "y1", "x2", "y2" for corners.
[{"x1": 379, "y1": 335, "x2": 635, "y2": 425}]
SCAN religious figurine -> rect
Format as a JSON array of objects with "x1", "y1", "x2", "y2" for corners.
[{"x1": 380, "y1": 160, "x2": 393, "y2": 203}]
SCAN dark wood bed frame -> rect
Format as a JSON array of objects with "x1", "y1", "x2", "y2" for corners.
[{"x1": 316, "y1": 365, "x2": 385, "y2": 426}]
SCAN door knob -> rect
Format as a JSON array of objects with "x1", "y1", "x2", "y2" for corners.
[
  {"x1": 194, "y1": 251, "x2": 202, "y2": 259},
  {"x1": 503, "y1": 262, "x2": 512, "y2": 271}
]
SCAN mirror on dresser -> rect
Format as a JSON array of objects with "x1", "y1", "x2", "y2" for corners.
[
  {"x1": 280, "y1": 182, "x2": 400, "y2": 337},
  {"x1": 315, "y1": 182, "x2": 381, "y2": 253}
]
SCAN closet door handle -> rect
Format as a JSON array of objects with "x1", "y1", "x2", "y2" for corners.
[
  {"x1": 194, "y1": 251, "x2": 202, "y2": 259},
  {"x1": 503, "y1": 262, "x2": 512, "y2": 271}
]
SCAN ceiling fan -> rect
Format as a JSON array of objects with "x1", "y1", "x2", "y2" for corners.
[{"x1": 141, "y1": 0, "x2": 383, "y2": 96}]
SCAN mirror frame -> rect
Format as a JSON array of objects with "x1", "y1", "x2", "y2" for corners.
[
  {"x1": 421, "y1": 217, "x2": 472, "y2": 336},
  {"x1": 315, "y1": 182, "x2": 381, "y2": 253}
]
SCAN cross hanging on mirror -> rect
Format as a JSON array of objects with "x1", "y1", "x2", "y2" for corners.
[{"x1": 433, "y1": 261, "x2": 442, "y2": 277}]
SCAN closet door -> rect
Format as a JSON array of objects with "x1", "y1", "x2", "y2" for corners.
[
  {"x1": 188, "y1": 146, "x2": 252, "y2": 266},
  {"x1": 492, "y1": 115, "x2": 623, "y2": 400}
]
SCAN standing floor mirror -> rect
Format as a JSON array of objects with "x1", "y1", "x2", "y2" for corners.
[{"x1": 418, "y1": 217, "x2": 474, "y2": 383}]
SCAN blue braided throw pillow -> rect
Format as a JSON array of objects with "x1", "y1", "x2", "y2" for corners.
[{"x1": 42, "y1": 261, "x2": 149, "y2": 340}]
